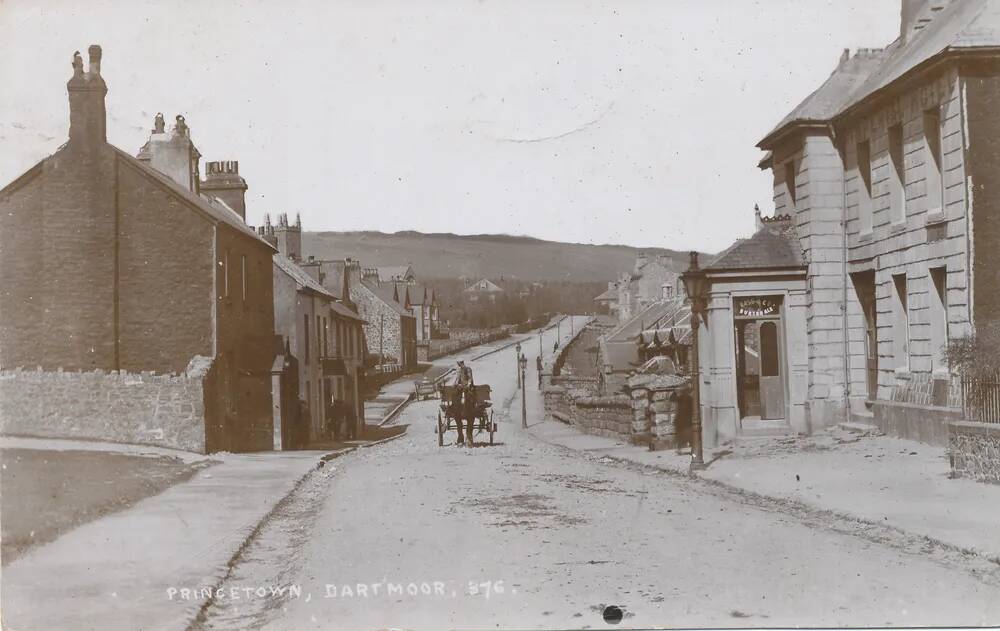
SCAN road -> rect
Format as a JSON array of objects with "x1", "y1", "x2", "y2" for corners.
[{"x1": 198, "y1": 316, "x2": 1000, "y2": 630}]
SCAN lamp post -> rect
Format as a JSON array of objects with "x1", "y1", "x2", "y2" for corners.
[
  {"x1": 519, "y1": 354, "x2": 528, "y2": 428},
  {"x1": 515, "y1": 343, "x2": 522, "y2": 387},
  {"x1": 680, "y1": 251, "x2": 708, "y2": 472}
]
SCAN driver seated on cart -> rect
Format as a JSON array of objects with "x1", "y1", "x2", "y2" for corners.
[{"x1": 453, "y1": 360, "x2": 475, "y2": 397}]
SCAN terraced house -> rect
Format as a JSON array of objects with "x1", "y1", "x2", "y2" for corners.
[
  {"x1": 696, "y1": 0, "x2": 1000, "y2": 452},
  {"x1": 0, "y1": 47, "x2": 277, "y2": 453}
]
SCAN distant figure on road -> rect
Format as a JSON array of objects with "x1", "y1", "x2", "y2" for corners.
[{"x1": 553, "y1": 340, "x2": 559, "y2": 352}]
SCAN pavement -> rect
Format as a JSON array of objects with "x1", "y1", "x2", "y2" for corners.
[
  {"x1": 192, "y1": 315, "x2": 998, "y2": 630},
  {"x1": 529, "y1": 417, "x2": 1000, "y2": 563}
]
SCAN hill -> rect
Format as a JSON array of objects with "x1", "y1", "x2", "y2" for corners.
[{"x1": 302, "y1": 230, "x2": 705, "y2": 282}]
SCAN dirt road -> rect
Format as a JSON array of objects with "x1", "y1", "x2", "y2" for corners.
[{"x1": 198, "y1": 317, "x2": 1000, "y2": 630}]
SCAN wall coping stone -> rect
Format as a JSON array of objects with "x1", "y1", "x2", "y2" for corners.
[{"x1": 948, "y1": 420, "x2": 1000, "y2": 437}]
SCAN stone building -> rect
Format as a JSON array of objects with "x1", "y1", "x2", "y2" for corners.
[
  {"x1": 301, "y1": 258, "x2": 418, "y2": 371},
  {"x1": 272, "y1": 253, "x2": 366, "y2": 447},
  {"x1": 0, "y1": 46, "x2": 276, "y2": 453},
  {"x1": 696, "y1": 0, "x2": 1000, "y2": 451},
  {"x1": 595, "y1": 253, "x2": 680, "y2": 324}
]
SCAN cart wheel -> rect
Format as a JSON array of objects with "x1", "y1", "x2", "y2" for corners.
[
  {"x1": 489, "y1": 410, "x2": 495, "y2": 445},
  {"x1": 437, "y1": 412, "x2": 444, "y2": 447}
]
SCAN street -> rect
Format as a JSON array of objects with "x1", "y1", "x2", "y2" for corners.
[{"x1": 197, "y1": 318, "x2": 1000, "y2": 630}]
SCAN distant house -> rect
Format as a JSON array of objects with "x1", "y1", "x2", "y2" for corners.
[
  {"x1": 375, "y1": 265, "x2": 415, "y2": 286},
  {"x1": 0, "y1": 46, "x2": 276, "y2": 453},
  {"x1": 595, "y1": 253, "x2": 680, "y2": 324},
  {"x1": 302, "y1": 258, "x2": 418, "y2": 371},
  {"x1": 464, "y1": 278, "x2": 505, "y2": 303},
  {"x1": 408, "y1": 284, "x2": 441, "y2": 342}
]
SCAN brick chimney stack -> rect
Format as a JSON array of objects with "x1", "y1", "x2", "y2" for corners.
[
  {"x1": 67, "y1": 45, "x2": 107, "y2": 150},
  {"x1": 202, "y1": 160, "x2": 248, "y2": 221}
]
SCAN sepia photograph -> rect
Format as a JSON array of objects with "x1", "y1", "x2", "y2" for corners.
[{"x1": 1, "y1": 0, "x2": 1000, "y2": 629}]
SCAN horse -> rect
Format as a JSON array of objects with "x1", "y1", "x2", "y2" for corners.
[{"x1": 451, "y1": 385, "x2": 479, "y2": 446}]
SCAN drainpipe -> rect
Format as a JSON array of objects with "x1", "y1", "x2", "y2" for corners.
[{"x1": 832, "y1": 122, "x2": 852, "y2": 424}]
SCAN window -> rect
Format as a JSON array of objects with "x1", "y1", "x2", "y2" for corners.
[
  {"x1": 304, "y1": 315, "x2": 310, "y2": 364},
  {"x1": 223, "y1": 250, "x2": 230, "y2": 298},
  {"x1": 316, "y1": 315, "x2": 321, "y2": 360},
  {"x1": 322, "y1": 317, "x2": 328, "y2": 357},
  {"x1": 892, "y1": 273, "x2": 909, "y2": 370},
  {"x1": 930, "y1": 267, "x2": 949, "y2": 372},
  {"x1": 923, "y1": 107, "x2": 943, "y2": 213},
  {"x1": 857, "y1": 140, "x2": 873, "y2": 234},
  {"x1": 888, "y1": 124, "x2": 905, "y2": 223},
  {"x1": 241, "y1": 255, "x2": 247, "y2": 302},
  {"x1": 785, "y1": 161, "x2": 797, "y2": 208}
]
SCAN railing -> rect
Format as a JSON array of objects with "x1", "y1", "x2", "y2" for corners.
[{"x1": 961, "y1": 373, "x2": 1000, "y2": 423}]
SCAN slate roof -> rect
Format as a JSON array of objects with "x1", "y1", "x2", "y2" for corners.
[
  {"x1": 377, "y1": 265, "x2": 413, "y2": 282},
  {"x1": 839, "y1": 0, "x2": 1000, "y2": 116},
  {"x1": 274, "y1": 255, "x2": 365, "y2": 322},
  {"x1": 762, "y1": 0, "x2": 1000, "y2": 147},
  {"x1": 759, "y1": 48, "x2": 887, "y2": 148},
  {"x1": 605, "y1": 301, "x2": 675, "y2": 343},
  {"x1": 705, "y1": 223, "x2": 805, "y2": 272},
  {"x1": 110, "y1": 147, "x2": 274, "y2": 249},
  {"x1": 594, "y1": 287, "x2": 618, "y2": 302},
  {"x1": 362, "y1": 279, "x2": 415, "y2": 318}
]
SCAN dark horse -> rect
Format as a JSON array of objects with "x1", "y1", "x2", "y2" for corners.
[{"x1": 452, "y1": 385, "x2": 479, "y2": 446}]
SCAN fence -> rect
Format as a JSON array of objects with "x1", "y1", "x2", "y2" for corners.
[{"x1": 962, "y1": 373, "x2": 1000, "y2": 423}]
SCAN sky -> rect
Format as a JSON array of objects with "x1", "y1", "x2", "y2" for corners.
[{"x1": 0, "y1": 0, "x2": 900, "y2": 253}]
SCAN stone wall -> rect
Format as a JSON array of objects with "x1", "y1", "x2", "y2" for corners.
[
  {"x1": 948, "y1": 421, "x2": 1000, "y2": 484},
  {"x1": 570, "y1": 394, "x2": 633, "y2": 440},
  {"x1": 542, "y1": 369, "x2": 689, "y2": 447},
  {"x1": 0, "y1": 365, "x2": 208, "y2": 452}
]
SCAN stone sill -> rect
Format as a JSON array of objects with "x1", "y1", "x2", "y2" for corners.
[
  {"x1": 857, "y1": 231, "x2": 874, "y2": 243},
  {"x1": 890, "y1": 222, "x2": 907, "y2": 235},
  {"x1": 948, "y1": 420, "x2": 1000, "y2": 437},
  {"x1": 924, "y1": 208, "x2": 946, "y2": 225}
]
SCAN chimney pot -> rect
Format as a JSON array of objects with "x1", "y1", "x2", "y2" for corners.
[{"x1": 88, "y1": 45, "x2": 102, "y2": 76}]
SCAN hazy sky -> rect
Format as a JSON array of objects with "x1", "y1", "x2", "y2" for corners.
[{"x1": 0, "y1": 0, "x2": 900, "y2": 252}]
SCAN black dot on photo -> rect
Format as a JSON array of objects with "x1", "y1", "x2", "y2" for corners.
[{"x1": 603, "y1": 605, "x2": 624, "y2": 624}]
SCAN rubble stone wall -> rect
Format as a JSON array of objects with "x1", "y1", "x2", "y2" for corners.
[
  {"x1": 0, "y1": 367, "x2": 207, "y2": 453},
  {"x1": 569, "y1": 394, "x2": 633, "y2": 440},
  {"x1": 948, "y1": 421, "x2": 1000, "y2": 484}
]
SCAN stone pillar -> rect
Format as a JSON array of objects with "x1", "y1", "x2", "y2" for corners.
[{"x1": 629, "y1": 384, "x2": 651, "y2": 445}]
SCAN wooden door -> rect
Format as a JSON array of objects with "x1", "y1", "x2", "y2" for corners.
[{"x1": 758, "y1": 320, "x2": 785, "y2": 420}]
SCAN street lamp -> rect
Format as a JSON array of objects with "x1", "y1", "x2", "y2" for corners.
[
  {"x1": 519, "y1": 354, "x2": 528, "y2": 428},
  {"x1": 515, "y1": 343, "x2": 522, "y2": 387},
  {"x1": 680, "y1": 251, "x2": 708, "y2": 472}
]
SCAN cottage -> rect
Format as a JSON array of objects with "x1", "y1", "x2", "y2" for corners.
[
  {"x1": 464, "y1": 278, "x2": 505, "y2": 303},
  {"x1": 0, "y1": 46, "x2": 276, "y2": 453}
]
